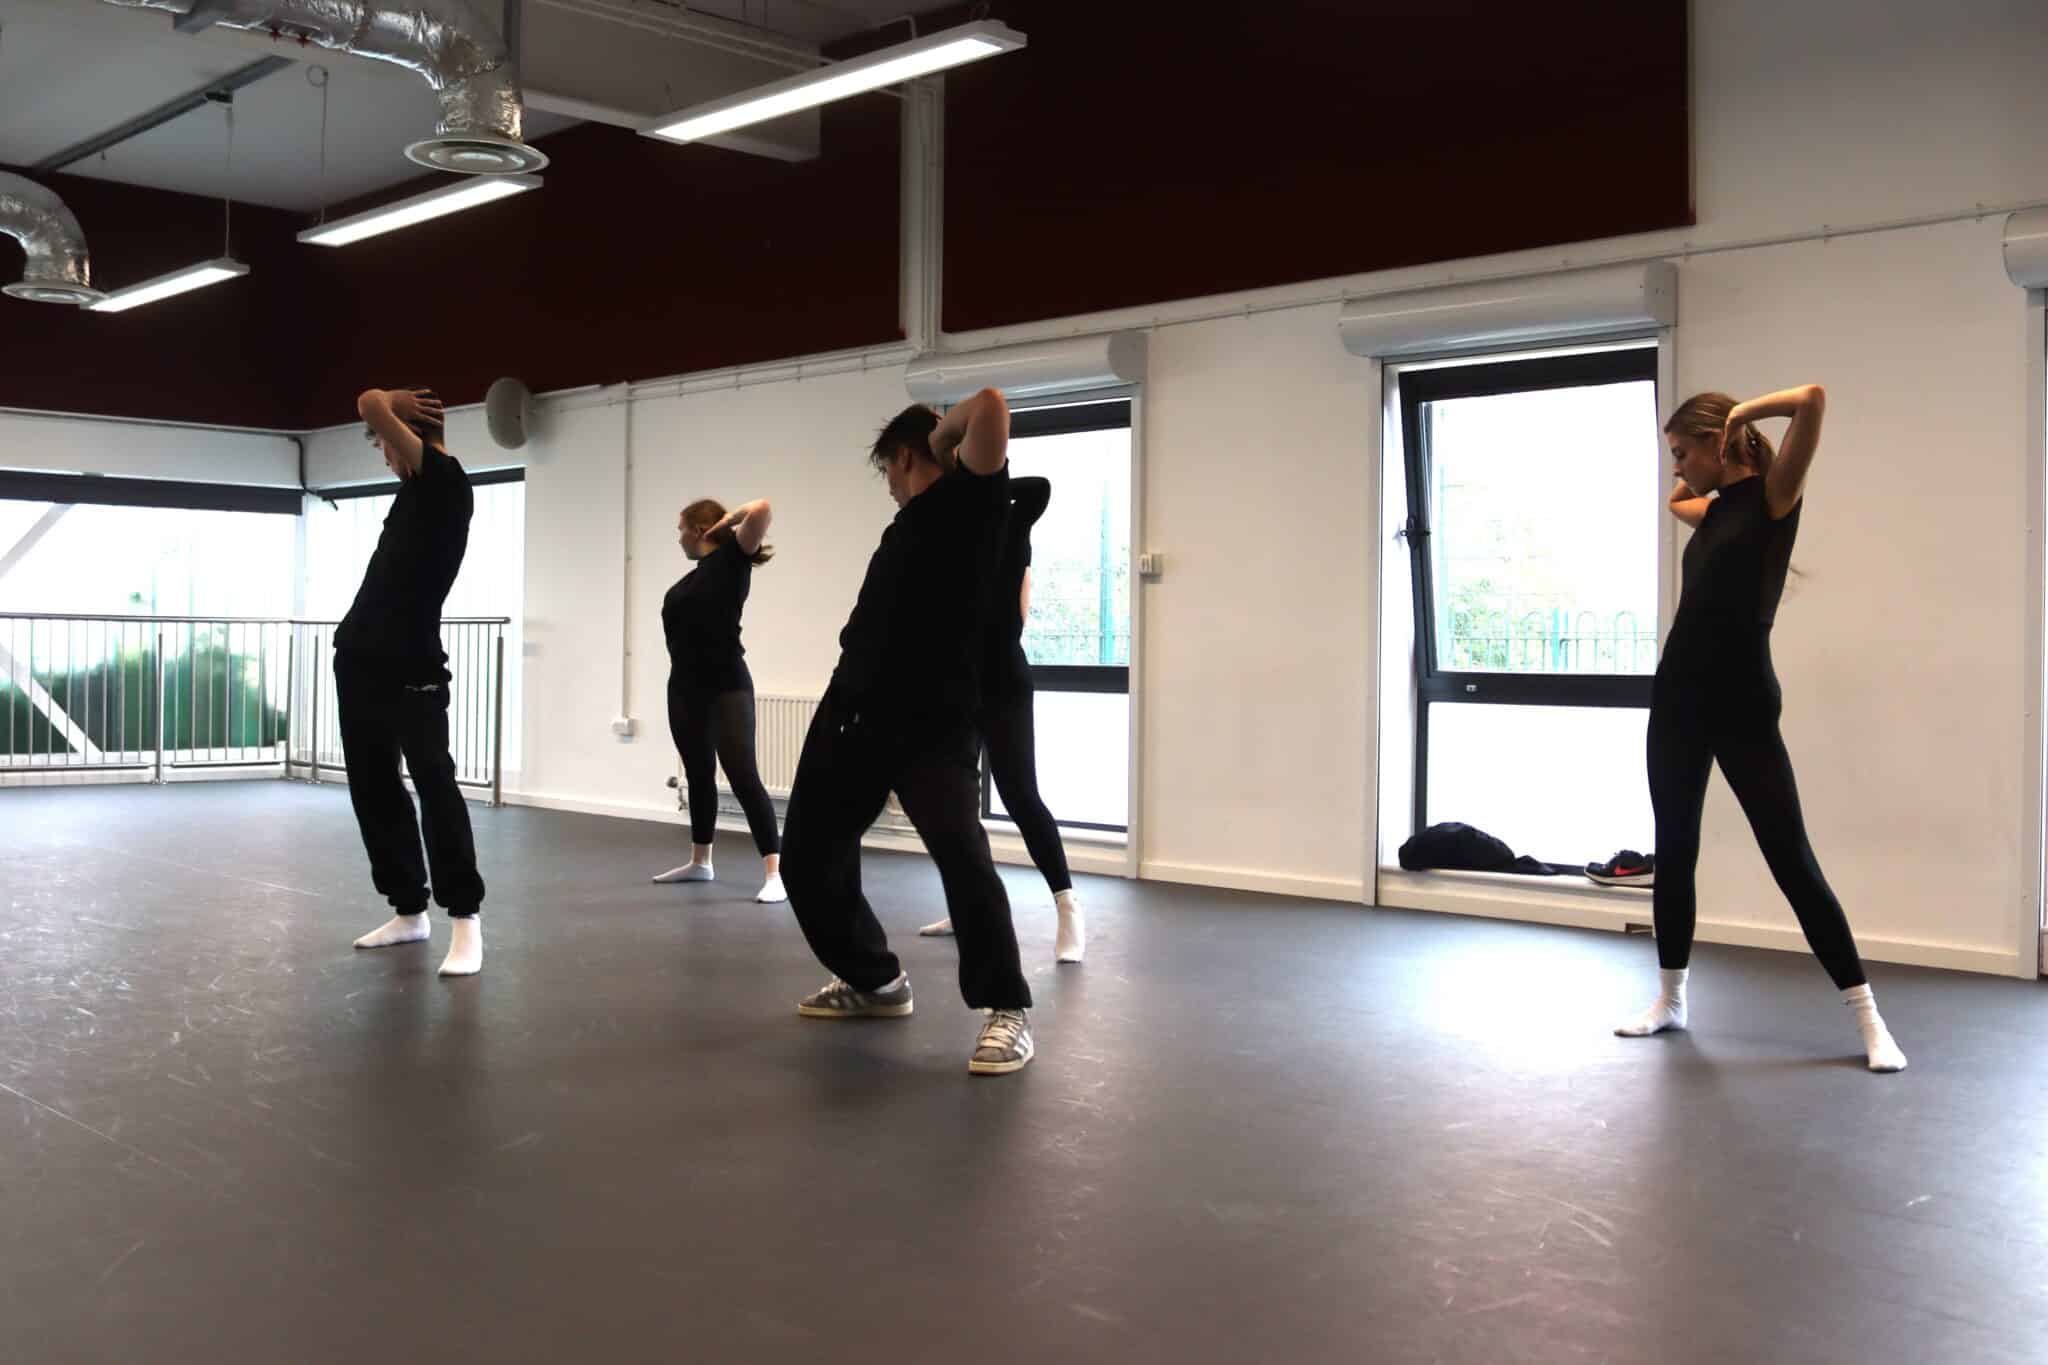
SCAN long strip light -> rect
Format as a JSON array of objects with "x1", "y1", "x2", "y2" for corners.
[
  {"x1": 645, "y1": 20, "x2": 1026, "y2": 145},
  {"x1": 89, "y1": 258, "x2": 250, "y2": 314},
  {"x1": 298, "y1": 175, "x2": 541, "y2": 247}
]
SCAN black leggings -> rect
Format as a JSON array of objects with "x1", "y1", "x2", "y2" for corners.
[
  {"x1": 1647, "y1": 685, "x2": 1865, "y2": 990},
  {"x1": 979, "y1": 688, "x2": 1072, "y2": 896},
  {"x1": 668, "y1": 675, "x2": 781, "y2": 856}
]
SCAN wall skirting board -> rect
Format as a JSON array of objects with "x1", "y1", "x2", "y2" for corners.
[{"x1": 1374, "y1": 868, "x2": 2027, "y2": 978}]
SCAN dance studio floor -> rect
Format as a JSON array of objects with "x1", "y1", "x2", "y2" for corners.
[{"x1": 3, "y1": 782, "x2": 2046, "y2": 1363}]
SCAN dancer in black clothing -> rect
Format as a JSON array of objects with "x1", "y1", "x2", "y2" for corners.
[
  {"x1": 919, "y1": 475, "x2": 1084, "y2": 962},
  {"x1": 338, "y1": 387, "x2": 488, "y2": 978},
  {"x1": 1617, "y1": 385, "x2": 1906, "y2": 1072},
  {"x1": 781, "y1": 388, "x2": 1036, "y2": 1076},
  {"x1": 654, "y1": 497, "x2": 785, "y2": 902}
]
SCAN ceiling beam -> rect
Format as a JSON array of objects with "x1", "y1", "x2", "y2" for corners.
[{"x1": 31, "y1": 55, "x2": 294, "y2": 173}]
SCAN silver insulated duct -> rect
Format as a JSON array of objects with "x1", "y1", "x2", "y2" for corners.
[
  {"x1": 105, "y1": 1, "x2": 548, "y2": 173},
  {"x1": 0, "y1": 172, "x2": 104, "y2": 306}
]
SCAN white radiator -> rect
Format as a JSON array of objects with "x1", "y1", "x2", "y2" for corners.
[
  {"x1": 670, "y1": 692, "x2": 908, "y2": 825},
  {"x1": 745, "y1": 692, "x2": 818, "y2": 797}
]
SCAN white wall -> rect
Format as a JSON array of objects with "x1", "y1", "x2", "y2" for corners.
[
  {"x1": 0, "y1": 409, "x2": 297, "y2": 486},
  {"x1": 1136, "y1": 313, "x2": 1375, "y2": 899},
  {"x1": 501, "y1": 368, "x2": 907, "y2": 817},
  {"x1": 1673, "y1": 218, "x2": 2031, "y2": 973}
]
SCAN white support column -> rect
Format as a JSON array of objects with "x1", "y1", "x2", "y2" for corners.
[{"x1": 900, "y1": 74, "x2": 944, "y2": 353}]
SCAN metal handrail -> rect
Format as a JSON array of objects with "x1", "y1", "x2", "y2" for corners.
[
  {"x1": 0, "y1": 612, "x2": 507, "y2": 803},
  {"x1": 0, "y1": 612, "x2": 511, "y2": 625}
]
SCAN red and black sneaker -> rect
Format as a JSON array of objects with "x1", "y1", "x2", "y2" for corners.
[{"x1": 1586, "y1": 850, "x2": 1655, "y2": 887}]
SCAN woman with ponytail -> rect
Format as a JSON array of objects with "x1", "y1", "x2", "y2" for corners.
[
  {"x1": 653, "y1": 497, "x2": 785, "y2": 902},
  {"x1": 1617, "y1": 386, "x2": 1907, "y2": 1072}
]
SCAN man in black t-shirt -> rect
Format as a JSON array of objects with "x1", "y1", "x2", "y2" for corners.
[
  {"x1": 783, "y1": 388, "x2": 1035, "y2": 1076},
  {"x1": 336, "y1": 386, "x2": 487, "y2": 978}
]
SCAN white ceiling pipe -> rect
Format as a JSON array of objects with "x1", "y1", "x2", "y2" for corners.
[{"x1": 2004, "y1": 208, "x2": 2048, "y2": 290}]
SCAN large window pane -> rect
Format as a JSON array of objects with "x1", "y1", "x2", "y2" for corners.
[
  {"x1": 988, "y1": 689, "x2": 1130, "y2": 831},
  {"x1": 1424, "y1": 703, "x2": 1651, "y2": 864},
  {"x1": 0, "y1": 501, "x2": 294, "y2": 617},
  {"x1": 1424, "y1": 379, "x2": 1659, "y2": 674},
  {"x1": 1009, "y1": 427, "x2": 1132, "y2": 667},
  {"x1": 0, "y1": 501, "x2": 297, "y2": 765}
]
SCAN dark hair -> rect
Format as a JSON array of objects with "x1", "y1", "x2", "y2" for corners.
[
  {"x1": 683, "y1": 497, "x2": 773, "y2": 566},
  {"x1": 1664, "y1": 390, "x2": 1775, "y2": 477},
  {"x1": 869, "y1": 404, "x2": 944, "y2": 472}
]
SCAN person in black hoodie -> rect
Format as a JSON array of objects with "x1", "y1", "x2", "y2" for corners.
[
  {"x1": 781, "y1": 389, "x2": 1035, "y2": 1076},
  {"x1": 336, "y1": 386, "x2": 486, "y2": 978}
]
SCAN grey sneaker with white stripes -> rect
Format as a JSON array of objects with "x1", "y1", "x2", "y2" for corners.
[
  {"x1": 797, "y1": 974, "x2": 914, "y2": 1019},
  {"x1": 969, "y1": 1008, "x2": 1034, "y2": 1075}
]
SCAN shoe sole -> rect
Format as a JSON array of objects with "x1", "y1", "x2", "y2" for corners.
[
  {"x1": 968, "y1": 1051, "x2": 1033, "y2": 1075},
  {"x1": 1586, "y1": 872, "x2": 1654, "y2": 886},
  {"x1": 797, "y1": 1001, "x2": 914, "y2": 1019},
  {"x1": 918, "y1": 926, "x2": 954, "y2": 937}
]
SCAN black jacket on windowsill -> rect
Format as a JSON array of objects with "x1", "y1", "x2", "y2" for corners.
[{"x1": 1396, "y1": 822, "x2": 1567, "y2": 876}]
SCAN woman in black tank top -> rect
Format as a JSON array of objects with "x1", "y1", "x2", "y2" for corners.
[
  {"x1": 1615, "y1": 387, "x2": 1907, "y2": 1073},
  {"x1": 652, "y1": 497, "x2": 785, "y2": 903}
]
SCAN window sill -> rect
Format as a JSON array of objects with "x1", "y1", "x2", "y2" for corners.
[
  {"x1": 1375, "y1": 865, "x2": 1651, "y2": 934},
  {"x1": 984, "y1": 816, "x2": 1128, "y2": 849}
]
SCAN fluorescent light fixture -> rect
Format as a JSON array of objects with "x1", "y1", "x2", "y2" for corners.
[
  {"x1": 297, "y1": 175, "x2": 541, "y2": 247},
  {"x1": 645, "y1": 20, "x2": 1026, "y2": 145},
  {"x1": 88, "y1": 258, "x2": 249, "y2": 314}
]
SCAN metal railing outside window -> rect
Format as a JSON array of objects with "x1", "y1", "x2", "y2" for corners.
[{"x1": 0, "y1": 613, "x2": 508, "y2": 803}]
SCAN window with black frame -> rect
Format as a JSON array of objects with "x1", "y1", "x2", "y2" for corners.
[
  {"x1": 1396, "y1": 347, "x2": 1660, "y2": 864},
  {"x1": 983, "y1": 398, "x2": 1132, "y2": 834}
]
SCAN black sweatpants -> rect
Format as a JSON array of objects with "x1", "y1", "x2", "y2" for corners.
[
  {"x1": 782, "y1": 691, "x2": 1029, "y2": 1010},
  {"x1": 334, "y1": 651, "x2": 485, "y2": 917},
  {"x1": 668, "y1": 669, "x2": 781, "y2": 855},
  {"x1": 978, "y1": 687, "x2": 1071, "y2": 896},
  {"x1": 1647, "y1": 680, "x2": 1865, "y2": 990}
]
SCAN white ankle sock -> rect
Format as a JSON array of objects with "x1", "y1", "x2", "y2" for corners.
[
  {"x1": 1616, "y1": 967, "x2": 1689, "y2": 1036},
  {"x1": 1842, "y1": 984, "x2": 1907, "y2": 1072},
  {"x1": 652, "y1": 862, "x2": 715, "y2": 884},
  {"x1": 1054, "y1": 891, "x2": 1084, "y2": 963},
  {"x1": 354, "y1": 912, "x2": 430, "y2": 949},
  {"x1": 439, "y1": 917, "x2": 482, "y2": 977},
  {"x1": 918, "y1": 917, "x2": 955, "y2": 936},
  {"x1": 755, "y1": 874, "x2": 787, "y2": 904}
]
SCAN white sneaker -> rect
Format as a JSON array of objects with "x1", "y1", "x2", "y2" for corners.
[{"x1": 918, "y1": 917, "x2": 955, "y2": 937}]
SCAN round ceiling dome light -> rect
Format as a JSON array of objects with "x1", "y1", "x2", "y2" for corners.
[
  {"x1": 406, "y1": 133, "x2": 549, "y2": 175},
  {"x1": 3, "y1": 280, "x2": 104, "y2": 306}
]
